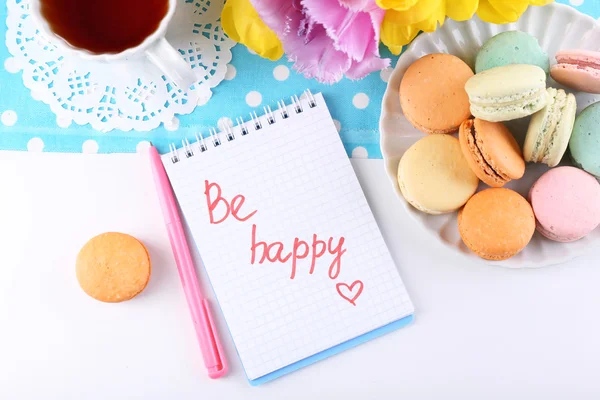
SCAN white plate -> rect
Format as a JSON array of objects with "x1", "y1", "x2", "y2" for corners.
[{"x1": 380, "y1": 3, "x2": 600, "y2": 268}]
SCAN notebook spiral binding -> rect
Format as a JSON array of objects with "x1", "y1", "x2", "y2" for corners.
[{"x1": 168, "y1": 90, "x2": 318, "y2": 164}]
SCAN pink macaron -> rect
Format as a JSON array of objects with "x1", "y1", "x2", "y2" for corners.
[
  {"x1": 529, "y1": 166, "x2": 600, "y2": 243},
  {"x1": 551, "y1": 50, "x2": 600, "y2": 94}
]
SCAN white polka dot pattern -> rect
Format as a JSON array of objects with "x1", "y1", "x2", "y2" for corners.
[
  {"x1": 217, "y1": 117, "x2": 234, "y2": 131},
  {"x1": 224, "y1": 64, "x2": 237, "y2": 80},
  {"x1": 1, "y1": 110, "x2": 17, "y2": 126},
  {"x1": 3, "y1": 57, "x2": 20, "y2": 73},
  {"x1": 136, "y1": 141, "x2": 151, "y2": 153},
  {"x1": 380, "y1": 68, "x2": 393, "y2": 83},
  {"x1": 245, "y1": 91, "x2": 262, "y2": 107},
  {"x1": 333, "y1": 119, "x2": 342, "y2": 132},
  {"x1": 351, "y1": 146, "x2": 368, "y2": 158},
  {"x1": 82, "y1": 140, "x2": 99, "y2": 154},
  {"x1": 27, "y1": 138, "x2": 44, "y2": 152},
  {"x1": 56, "y1": 116, "x2": 72, "y2": 128},
  {"x1": 273, "y1": 65, "x2": 290, "y2": 81},
  {"x1": 352, "y1": 93, "x2": 369, "y2": 109}
]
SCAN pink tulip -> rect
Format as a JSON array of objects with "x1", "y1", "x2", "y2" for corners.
[{"x1": 251, "y1": 0, "x2": 389, "y2": 83}]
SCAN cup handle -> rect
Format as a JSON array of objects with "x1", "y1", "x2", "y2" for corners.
[{"x1": 146, "y1": 37, "x2": 196, "y2": 89}]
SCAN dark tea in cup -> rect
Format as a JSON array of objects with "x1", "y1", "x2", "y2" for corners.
[{"x1": 40, "y1": 0, "x2": 169, "y2": 54}]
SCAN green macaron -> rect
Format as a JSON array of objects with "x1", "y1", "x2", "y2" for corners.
[
  {"x1": 569, "y1": 102, "x2": 600, "y2": 178},
  {"x1": 476, "y1": 31, "x2": 550, "y2": 74}
]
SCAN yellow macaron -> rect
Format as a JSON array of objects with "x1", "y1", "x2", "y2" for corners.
[{"x1": 398, "y1": 135, "x2": 480, "y2": 215}]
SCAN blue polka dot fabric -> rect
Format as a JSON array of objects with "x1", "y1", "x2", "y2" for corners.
[{"x1": 0, "y1": 0, "x2": 598, "y2": 157}]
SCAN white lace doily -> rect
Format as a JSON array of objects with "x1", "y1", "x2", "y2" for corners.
[{"x1": 5, "y1": 0, "x2": 235, "y2": 132}]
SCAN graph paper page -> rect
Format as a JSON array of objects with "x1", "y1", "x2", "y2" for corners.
[{"x1": 163, "y1": 93, "x2": 414, "y2": 381}]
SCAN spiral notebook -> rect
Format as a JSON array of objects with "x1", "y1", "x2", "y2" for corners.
[{"x1": 161, "y1": 91, "x2": 414, "y2": 385}]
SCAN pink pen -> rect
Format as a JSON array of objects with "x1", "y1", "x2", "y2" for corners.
[{"x1": 149, "y1": 145, "x2": 227, "y2": 378}]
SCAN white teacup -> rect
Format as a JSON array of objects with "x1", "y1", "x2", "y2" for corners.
[{"x1": 29, "y1": 0, "x2": 196, "y2": 89}]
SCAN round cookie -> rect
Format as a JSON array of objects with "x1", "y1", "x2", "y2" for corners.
[
  {"x1": 76, "y1": 232, "x2": 151, "y2": 303},
  {"x1": 529, "y1": 167, "x2": 600, "y2": 243},
  {"x1": 569, "y1": 102, "x2": 600, "y2": 178},
  {"x1": 475, "y1": 31, "x2": 549, "y2": 74},
  {"x1": 398, "y1": 135, "x2": 479, "y2": 215},
  {"x1": 458, "y1": 188, "x2": 535, "y2": 260},
  {"x1": 400, "y1": 53, "x2": 473, "y2": 134}
]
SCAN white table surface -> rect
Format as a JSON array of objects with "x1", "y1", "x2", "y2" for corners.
[{"x1": 1, "y1": 151, "x2": 599, "y2": 399}]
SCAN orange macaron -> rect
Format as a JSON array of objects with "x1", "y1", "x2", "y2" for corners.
[
  {"x1": 459, "y1": 118, "x2": 525, "y2": 187},
  {"x1": 400, "y1": 53, "x2": 474, "y2": 134},
  {"x1": 458, "y1": 188, "x2": 535, "y2": 260},
  {"x1": 76, "y1": 232, "x2": 151, "y2": 303}
]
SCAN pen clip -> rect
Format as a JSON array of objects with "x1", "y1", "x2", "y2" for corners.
[{"x1": 201, "y1": 299, "x2": 228, "y2": 378}]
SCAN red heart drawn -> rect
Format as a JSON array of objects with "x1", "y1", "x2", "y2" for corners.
[{"x1": 336, "y1": 280, "x2": 364, "y2": 306}]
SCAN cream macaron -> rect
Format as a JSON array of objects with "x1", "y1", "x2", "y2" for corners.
[
  {"x1": 398, "y1": 135, "x2": 480, "y2": 215},
  {"x1": 465, "y1": 64, "x2": 548, "y2": 122},
  {"x1": 524, "y1": 88, "x2": 577, "y2": 167}
]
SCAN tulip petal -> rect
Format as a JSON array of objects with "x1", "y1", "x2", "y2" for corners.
[
  {"x1": 381, "y1": 10, "x2": 422, "y2": 54},
  {"x1": 381, "y1": 3, "x2": 448, "y2": 54},
  {"x1": 287, "y1": 25, "x2": 353, "y2": 83},
  {"x1": 380, "y1": 0, "x2": 444, "y2": 25},
  {"x1": 446, "y1": 0, "x2": 479, "y2": 21},
  {"x1": 339, "y1": 0, "x2": 374, "y2": 11},
  {"x1": 376, "y1": 0, "x2": 419, "y2": 11},
  {"x1": 529, "y1": 0, "x2": 553, "y2": 5},
  {"x1": 477, "y1": 0, "x2": 529, "y2": 24},
  {"x1": 302, "y1": 0, "x2": 385, "y2": 62},
  {"x1": 251, "y1": 0, "x2": 353, "y2": 83},
  {"x1": 347, "y1": 55, "x2": 391, "y2": 80},
  {"x1": 416, "y1": 6, "x2": 447, "y2": 32},
  {"x1": 477, "y1": 0, "x2": 509, "y2": 23},
  {"x1": 221, "y1": 0, "x2": 283, "y2": 61},
  {"x1": 380, "y1": 0, "x2": 552, "y2": 55},
  {"x1": 490, "y1": 0, "x2": 530, "y2": 20}
]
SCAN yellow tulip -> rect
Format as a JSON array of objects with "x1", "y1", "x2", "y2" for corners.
[
  {"x1": 477, "y1": 0, "x2": 553, "y2": 24},
  {"x1": 447, "y1": 0, "x2": 480, "y2": 21},
  {"x1": 381, "y1": 0, "x2": 554, "y2": 55},
  {"x1": 380, "y1": 0, "x2": 478, "y2": 55},
  {"x1": 381, "y1": 10, "x2": 424, "y2": 53},
  {"x1": 221, "y1": 0, "x2": 283, "y2": 61},
  {"x1": 376, "y1": 0, "x2": 419, "y2": 10},
  {"x1": 379, "y1": 0, "x2": 442, "y2": 23},
  {"x1": 477, "y1": 0, "x2": 529, "y2": 24}
]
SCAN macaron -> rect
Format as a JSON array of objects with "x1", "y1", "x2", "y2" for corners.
[
  {"x1": 551, "y1": 50, "x2": 600, "y2": 94},
  {"x1": 529, "y1": 167, "x2": 600, "y2": 242},
  {"x1": 458, "y1": 188, "x2": 535, "y2": 260},
  {"x1": 400, "y1": 53, "x2": 473, "y2": 134},
  {"x1": 465, "y1": 64, "x2": 548, "y2": 122},
  {"x1": 76, "y1": 232, "x2": 151, "y2": 303},
  {"x1": 524, "y1": 88, "x2": 577, "y2": 167},
  {"x1": 569, "y1": 102, "x2": 600, "y2": 178},
  {"x1": 398, "y1": 135, "x2": 479, "y2": 215},
  {"x1": 475, "y1": 31, "x2": 549, "y2": 74},
  {"x1": 459, "y1": 118, "x2": 525, "y2": 187}
]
